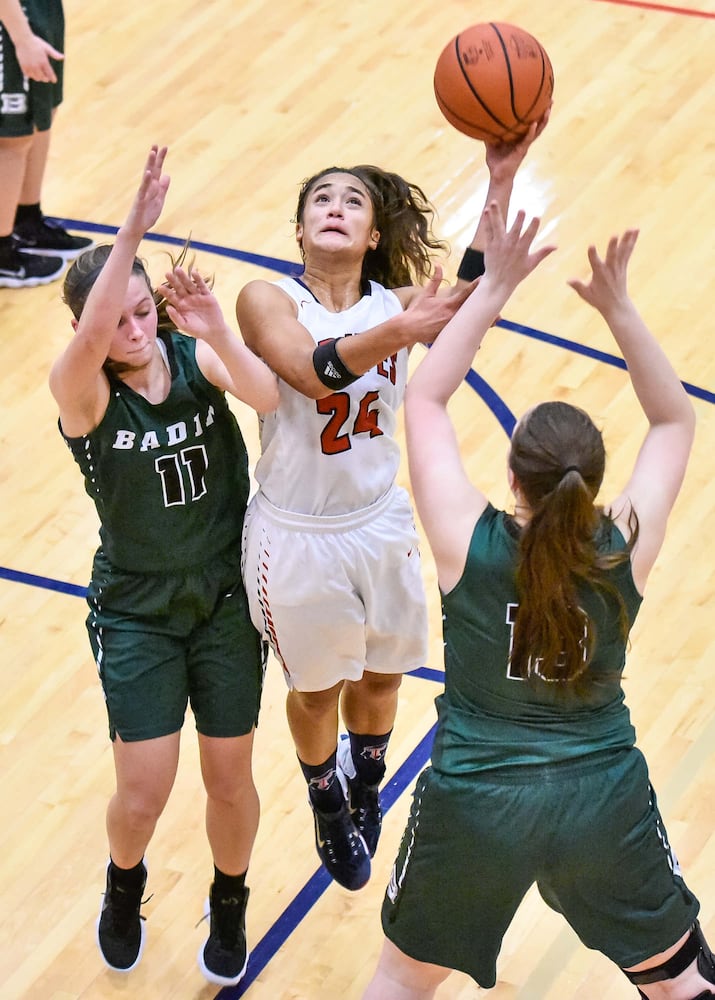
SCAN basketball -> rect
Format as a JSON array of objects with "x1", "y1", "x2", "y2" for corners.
[{"x1": 434, "y1": 22, "x2": 554, "y2": 143}]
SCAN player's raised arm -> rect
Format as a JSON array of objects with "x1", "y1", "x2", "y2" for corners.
[{"x1": 568, "y1": 230, "x2": 695, "y2": 592}]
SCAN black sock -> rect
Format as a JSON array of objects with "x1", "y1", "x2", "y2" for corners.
[
  {"x1": 348, "y1": 730, "x2": 392, "y2": 786},
  {"x1": 213, "y1": 866, "x2": 247, "y2": 896},
  {"x1": 0, "y1": 234, "x2": 16, "y2": 265},
  {"x1": 299, "y1": 750, "x2": 343, "y2": 812},
  {"x1": 15, "y1": 202, "x2": 43, "y2": 226},
  {"x1": 109, "y1": 857, "x2": 146, "y2": 890}
]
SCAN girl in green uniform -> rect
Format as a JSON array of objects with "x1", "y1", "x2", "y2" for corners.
[
  {"x1": 50, "y1": 146, "x2": 278, "y2": 987},
  {"x1": 363, "y1": 203, "x2": 713, "y2": 999}
]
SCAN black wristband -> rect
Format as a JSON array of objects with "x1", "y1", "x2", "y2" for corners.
[
  {"x1": 457, "y1": 246, "x2": 486, "y2": 281},
  {"x1": 312, "y1": 337, "x2": 359, "y2": 390}
]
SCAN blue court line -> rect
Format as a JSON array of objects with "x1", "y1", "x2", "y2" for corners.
[
  {"x1": 50, "y1": 218, "x2": 303, "y2": 277},
  {"x1": 408, "y1": 665, "x2": 446, "y2": 684},
  {"x1": 464, "y1": 367, "x2": 517, "y2": 436},
  {"x1": 497, "y1": 318, "x2": 715, "y2": 404},
  {"x1": 216, "y1": 719, "x2": 439, "y2": 999},
  {"x1": 0, "y1": 564, "x2": 87, "y2": 598}
]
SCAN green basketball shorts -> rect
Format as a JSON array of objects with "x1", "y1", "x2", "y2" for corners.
[
  {"x1": 382, "y1": 748, "x2": 699, "y2": 986},
  {"x1": 86, "y1": 546, "x2": 265, "y2": 742}
]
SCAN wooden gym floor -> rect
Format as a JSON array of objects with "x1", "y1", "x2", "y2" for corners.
[{"x1": 1, "y1": 0, "x2": 713, "y2": 997}]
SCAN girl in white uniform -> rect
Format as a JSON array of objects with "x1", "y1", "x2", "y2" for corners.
[
  {"x1": 238, "y1": 129, "x2": 545, "y2": 891},
  {"x1": 244, "y1": 275, "x2": 425, "y2": 697}
]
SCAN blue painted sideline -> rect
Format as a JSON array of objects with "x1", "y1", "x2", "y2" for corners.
[
  {"x1": 464, "y1": 367, "x2": 516, "y2": 436},
  {"x1": 0, "y1": 565, "x2": 86, "y2": 598},
  {"x1": 409, "y1": 665, "x2": 446, "y2": 684},
  {"x1": 216, "y1": 721, "x2": 438, "y2": 999},
  {"x1": 497, "y1": 318, "x2": 715, "y2": 405},
  {"x1": 48, "y1": 218, "x2": 303, "y2": 277}
]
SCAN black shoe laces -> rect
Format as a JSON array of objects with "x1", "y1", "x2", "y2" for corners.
[{"x1": 104, "y1": 884, "x2": 151, "y2": 934}]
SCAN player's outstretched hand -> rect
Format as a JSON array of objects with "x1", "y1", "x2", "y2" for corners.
[
  {"x1": 405, "y1": 264, "x2": 478, "y2": 345},
  {"x1": 123, "y1": 146, "x2": 171, "y2": 239},
  {"x1": 161, "y1": 266, "x2": 226, "y2": 343},
  {"x1": 568, "y1": 229, "x2": 639, "y2": 318},
  {"x1": 484, "y1": 104, "x2": 551, "y2": 181},
  {"x1": 482, "y1": 201, "x2": 556, "y2": 295}
]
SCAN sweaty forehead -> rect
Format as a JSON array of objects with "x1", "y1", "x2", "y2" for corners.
[{"x1": 311, "y1": 172, "x2": 369, "y2": 197}]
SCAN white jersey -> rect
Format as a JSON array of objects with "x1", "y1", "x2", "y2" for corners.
[{"x1": 254, "y1": 277, "x2": 408, "y2": 516}]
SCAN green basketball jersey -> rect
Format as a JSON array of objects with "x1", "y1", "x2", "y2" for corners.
[
  {"x1": 61, "y1": 332, "x2": 250, "y2": 572},
  {"x1": 431, "y1": 503, "x2": 643, "y2": 775}
]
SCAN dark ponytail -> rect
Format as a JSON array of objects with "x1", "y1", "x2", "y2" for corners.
[{"x1": 509, "y1": 401, "x2": 637, "y2": 691}]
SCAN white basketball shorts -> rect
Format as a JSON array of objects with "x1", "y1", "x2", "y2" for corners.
[{"x1": 241, "y1": 485, "x2": 428, "y2": 692}]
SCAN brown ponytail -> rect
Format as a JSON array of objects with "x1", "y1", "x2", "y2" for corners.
[{"x1": 508, "y1": 401, "x2": 637, "y2": 691}]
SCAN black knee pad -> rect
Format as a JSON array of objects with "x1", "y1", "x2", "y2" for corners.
[{"x1": 623, "y1": 921, "x2": 715, "y2": 988}]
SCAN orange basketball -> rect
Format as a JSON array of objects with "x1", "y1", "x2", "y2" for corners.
[{"x1": 434, "y1": 22, "x2": 554, "y2": 143}]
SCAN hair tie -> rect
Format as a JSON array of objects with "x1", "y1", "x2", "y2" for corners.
[{"x1": 563, "y1": 465, "x2": 580, "y2": 477}]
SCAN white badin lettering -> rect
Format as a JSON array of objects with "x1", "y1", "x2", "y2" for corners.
[
  {"x1": 166, "y1": 421, "x2": 188, "y2": 445},
  {"x1": 112, "y1": 430, "x2": 136, "y2": 449},
  {"x1": 112, "y1": 406, "x2": 213, "y2": 451},
  {"x1": 140, "y1": 430, "x2": 161, "y2": 451}
]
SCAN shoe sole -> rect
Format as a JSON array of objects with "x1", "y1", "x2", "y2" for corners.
[
  {"x1": 197, "y1": 897, "x2": 250, "y2": 987},
  {"x1": 0, "y1": 269, "x2": 64, "y2": 288},
  {"x1": 18, "y1": 244, "x2": 94, "y2": 261}
]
